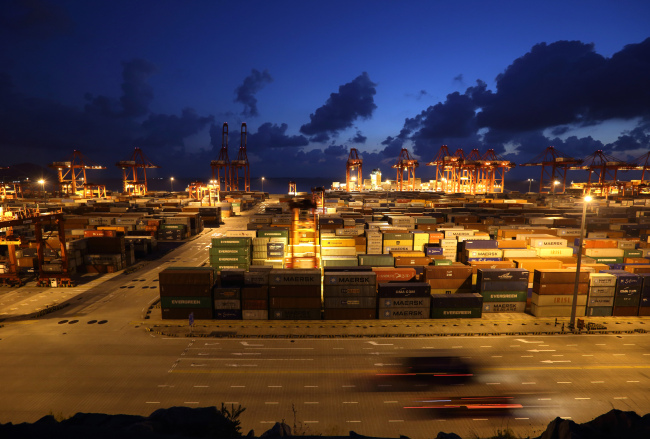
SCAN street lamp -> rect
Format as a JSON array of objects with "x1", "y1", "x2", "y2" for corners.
[
  {"x1": 569, "y1": 195, "x2": 592, "y2": 331},
  {"x1": 170, "y1": 177, "x2": 174, "y2": 192},
  {"x1": 527, "y1": 178, "x2": 535, "y2": 193},
  {"x1": 261, "y1": 177, "x2": 265, "y2": 192}
]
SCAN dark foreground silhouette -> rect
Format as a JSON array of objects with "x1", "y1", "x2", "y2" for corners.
[{"x1": 0, "y1": 406, "x2": 649, "y2": 439}]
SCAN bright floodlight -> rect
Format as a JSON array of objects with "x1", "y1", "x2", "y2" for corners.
[
  {"x1": 38, "y1": 179, "x2": 45, "y2": 184},
  {"x1": 553, "y1": 180, "x2": 560, "y2": 185},
  {"x1": 584, "y1": 195, "x2": 592, "y2": 202}
]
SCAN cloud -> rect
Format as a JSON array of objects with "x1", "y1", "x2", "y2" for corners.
[
  {"x1": 382, "y1": 38, "x2": 650, "y2": 167},
  {"x1": 350, "y1": 131, "x2": 366, "y2": 144},
  {"x1": 0, "y1": 60, "x2": 214, "y2": 169},
  {"x1": 234, "y1": 69, "x2": 273, "y2": 117},
  {"x1": 300, "y1": 72, "x2": 377, "y2": 138},
  {"x1": 247, "y1": 122, "x2": 309, "y2": 149},
  {"x1": 476, "y1": 38, "x2": 650, "y2": 132},
  {"x1": 324, "y1": 144, "x2": 347, "y2": 156}
]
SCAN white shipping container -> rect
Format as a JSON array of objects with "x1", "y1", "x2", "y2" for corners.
[
  {"x1": 467, "y1": 249, "x2": 503, "y2": 258},
  {"x1": 225, "y1": 230, "x2": 257, "y2": 238},
  {"x1": 584, "y1": 248, "x2": 625, "y2": 257},
  {"x1": 535, "y1": 247, "x2": 574, "y2": 257},
  {"x1": 556, "y1": 228, "x2": 582, "y2": 236},
  {"x1": 617, "y1": 240, "x2": 637, "y2": 250},
  {"x1": 502, "y1": 249, "x2": 538, "y2": 258},
  {"x1": 588, "y1": 286, "x2": 616, "y2": 297},
  {"x1": 530, "y1": 303, "x2": 586, "y2": 317},
  {"x1": 532, "y1": 293, "x2": 588, "y2": 307},
  {"x1": 444, "y1": 230, "x2": 476, "y2": 238},
  {"x1": 589, "y1": 273, "x2": 617, "y2": 287},
  {"x1": 528, "y1": 237, "x2": 568, "y2": 248},
  {"x1": 321, "y1": 247, "x2": 357, "y2": 256}
]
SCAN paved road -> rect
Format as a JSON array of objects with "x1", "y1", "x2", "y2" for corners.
[{"x1": 1, "y1": 198, "x2": 650, "y2": 438}]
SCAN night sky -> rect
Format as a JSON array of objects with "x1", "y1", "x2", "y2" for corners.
[{"x1": 1, "y1": 0, "x2": 649, "y2": 187}]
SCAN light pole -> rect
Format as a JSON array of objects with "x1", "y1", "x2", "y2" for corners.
[
  {"x1": 261, "y1": 177, "x2": 265, "y2": 192},
  {"x1": 569, "y1": 195, "x2": 592, "y2": 331},
  {"x1": 170, "y1": 177, "x2": 174, "y2": 192},
  {"x1": 38, "y1": 179, "x2": 46, "y2": 200},
  {"x1": 527, "y1": 178, "x2": 535, "y2": 193}
]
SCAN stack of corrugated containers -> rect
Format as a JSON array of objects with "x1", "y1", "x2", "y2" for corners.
[
  {"x1": 377, "y1": 282, "x2": 431, "y2": 319},
  {"x1": 461, "y1": 240, "x2": 502, "y2": 264},
  {"x1": 84, "y1": 234, "x2": 126, "y2": 273},
  {"x1": 213, "y1": 269, "x2": 243, "y2": 320},
  {"x1": 241, "y1": 267, "x2": 271, "y2": 320},
  {"x1": 320, "y1": 235, "x2": 357, "y2": 268},
  {"x1": 269, "y1": 268, "x2": 321, "y2": 320},
  {"x1": 209, "y1": 237, "x2": 251, "y2": 272},
  {"x1": 586, "y1": 273, "x2": 617, "y2": 316},
  {"x1": 323, "y1": 271, "x2": 376, "y2": 319},
  {"x1": 424, "y1": 265, "x2": 472, "y2": 295},
  {"x1": 477, "y1": 268, "x2": 528, "y2": 313},
  {"x1": 639, "y1": 274, "x2": 650, "y2": 316},
  {"x1": 382, "y1": 231, "x2": 413, "y2": 254},
  {"x1": 583, "y1": 238, "x2": 624, "y2": 265},
  {"x1": 530, "y1": 269, "x2": 589, "y2": 317},
  {"x1": 529, "y1": 235, "x2": 574, "y2": 259},
  {"x1": 159, "y1": 267, "x2": 214, "y2": 320},
  {"x1": 430, "y1": 293, "x2": 483, "y2": 319},
  {"x1": 603, "y1": 270, "x2": 642, "y2": 316}
]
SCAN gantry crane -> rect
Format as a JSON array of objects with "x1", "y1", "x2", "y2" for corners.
[
  {"x1": 211, "y1": 123, "x2": 231, "y2": 192},
  {"x1": 459, "y1": 149, "x2": 481, "y2": 194},
  {"x1": 392, "y1": 148, "x2": 418, "y2": 191},
  {"x1": 116, "y1": 147, "x2": 160, "y2": 196},
  {"x1": 346, "y1": 148, "x2": 363, "y2": 191},
  {"x1": 519, "y1": 146, "x2": 582, "y2": 193},
  {"x1": 231, "y1": 123, "x2": 250, "y2": 192},
  {"x1": 49, "y1": 150, "x2": 106, "y2": 197},
  {"x1": 622, "y1": 151, "x2": 650, "y2": 195},
  {"x1": 480, "y1": 149, "x2": 516, "y2": 193},
  {"x1": 289, "y1": 181, "x2": 297, "y2": 195},
  {"x1": 426, "y1": 145, "x2": 462, "y2": 192},
  {"x1": 569, "y1": 150, "x2": 633, "y2": 197}
]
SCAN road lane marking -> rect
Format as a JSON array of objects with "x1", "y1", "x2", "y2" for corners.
[
  {"x1": 231, "y1": 385, "x2": 245, "y2": 388},
  {"x1": 552, "y1": 355, "x2": 564, "y2": 357},
  {"x1": 613, "y1": 354, "x2": 626, "y2": 356},
  {"x1": 480, "y1": 346, "x2": 492, "y2": 348},
  {"x1": 343, "y1": 401, "x2": 359, "y2": 404},
  {"x1": 194, "y1": 385, "x2": 209, "y2": 388},
  {"x1": 521, "y1": 355, "x2": 533, "y2": 358},
  {"x1": 575, "y1": 398, "x2": 591, "y2": 400},
  {"x1": 557, "y1": 382, "x2": 572, "y2": 384},
  {"x1": 582, "y1": 355, "x2": 593, "y2": 357},
  {"x1": 614, "y1": 397, "x2": 628, "y2": 400},
  {"x1": 566, "y1": 344, "x2": 577, "y2": 347},
  {"x1": 538, "y1": 398, "x2": 552, "y2": 400},
  {"x1": 624, "y1": 344, "x2": 635, "y2": 346},
  {"x1": 591, "y1": 381, "x2": 604, "y2": 383},
  {"x1": 522, "y1": 382, "x2": 536, "y2": 385},
  {"x1": 627, "y1": 381, "x2": 639, "y2": 383},
  {"x1": 367, "y1": 341, "x2": 393, "y2": 346},
  {"x1": 516, "y1": 339, "x2": 543, "y2": 344},
  {"x1": 388, "y1": 420, "x2": 404, "y2": 423},
  {"x1": 304, "y1": 385, "x2": 318, "y2": 388}
]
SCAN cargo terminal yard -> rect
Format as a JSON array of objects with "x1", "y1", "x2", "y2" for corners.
[{"x1": 1, "y1": 143, "x2": 650, "y2": 438}]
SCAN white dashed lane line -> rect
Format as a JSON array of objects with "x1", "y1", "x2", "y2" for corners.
[
  {"x1": 558, "y1": 382, "x2": 572, "y2": 384},
  {"x1": 575, "y1": 398, "x2": 591, "y2": 400}
]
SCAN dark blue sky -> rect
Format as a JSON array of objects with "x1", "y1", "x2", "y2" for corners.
[{"x1": 1, "y1": 0, "x2": 649, "y2": 185}]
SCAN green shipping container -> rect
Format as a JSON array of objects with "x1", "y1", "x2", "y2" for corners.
[
  {"x1": 321, "y1": 257, "x2": 359, "y2": 267},
  {"x1": 431, "y1": 307, "x2": 482, "y2": 319},
  {"x1": 432, "y1": 259, "x2": 453, "y2": 266},
  {"x1": 161, "y1": 296, "x2": 212, "y2": 309},
  {"x1": 209, "y1": 247, "x2": 250, "y2": 256},
  {"x1": 481, "y1": 290, "x2": 528, "y2": 302},
  {"x1": 160, "y1": 224, "x2": 187, "y2": 230},
  {"x1": 358, "y1": 254, "x2": 394, "y2": 266},
  {"x1": 623, "y1": 250, "x2": 643, "y2": 258},
  {"x1": 209, "y1": 255, "x2": 251, "y2": 264},
  {"x1": 593, "y1": 257, "x2": 625, "y2": 264},
  {"x1": 258, "y1": 229, "x2": 290, "y2": 239},
  {"x1": 211, "y1": 237, "x2": 252, "y2": 247},
  {"x1": 383, "y1": 233, "x2": 413, "y2": 241}
]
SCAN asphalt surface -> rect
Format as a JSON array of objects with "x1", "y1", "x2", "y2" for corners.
[{"x1": 0, "y1": 196, "x2": 649, "y2": 438}]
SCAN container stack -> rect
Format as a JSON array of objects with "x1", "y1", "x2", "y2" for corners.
[
  {"x1": 213, "y1": 269, "x2": 243, "y2": 320},
  {"x1": 430, "y1": 293, "x2": 483, "y2": 319},
  {"x1": 241, "y1": 268, "x2": 271, "y2": 320},
  {"x1": 604, "y1": 270, "x2": 642, "y2": 316},
  {"x1": 377, "y1": 282, "x2": 431, "y2": 319},
  {"x1": 586, "y1": 273, "x2": 617, "y2": 317},
  {"x1": 209, "y1": 237, "x2": 251, "y2": 272},
  {"x1": 382, "y1": 232, "x2": 413, "y2": 254},
  {"x1": 159, "y1": 267, "x2": 215, "y2": 320},
  {"x1": 424, "y1": 265, "x2": 472, "y2": 295},
  {"x1": 323, "y1": 271, "x2": 377, "y2": 320},
  {"x1": 477, "y1": 268, "x2": 528, "y2": 313},
  {"x1": 639, "y1": 274, "x2": 650, "y2": 316},
  {"x1": 269, "y1": 269, "x2": 322, "y2": 320},
  {"x1": 530, "y1": 269, "x2": 589, "y2": 317}
]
